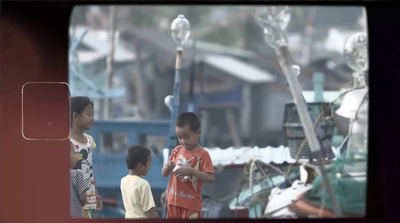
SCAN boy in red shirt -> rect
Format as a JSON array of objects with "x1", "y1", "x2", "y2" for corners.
[{"x1": 161, "y1": 112, "x2": 215, "y2": 219}]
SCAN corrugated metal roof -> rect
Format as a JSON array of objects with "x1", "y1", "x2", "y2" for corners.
[
  {"x1": 183, "y1": 39, "x2": 256, "y2": 58},
  {"x1": 72, "y1": 26, "x2": 136, "y2": 63},
  {"x1": 302, "y1": 90, "x2": 341, "y2": 102},
  {"x1": 204, "y1": 146, "x2": 340, "y2": 166},
  {"x1": 204, "y1": 146, "x2": 296, "y2": 166},
  {"x1": 202, "y1": 55, "x2": 276, "y2": 83},
  {"x1": 121, "y1": 26, "x2": 257, "y2": 59}
]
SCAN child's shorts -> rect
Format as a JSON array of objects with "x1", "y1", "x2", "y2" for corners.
[{"x1": 167, "y1": 205, "x2": 200, "y2": 219}]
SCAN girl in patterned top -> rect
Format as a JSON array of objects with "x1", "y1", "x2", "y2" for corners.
[
  {"x1": 70, "y1": 96, "x2": 102, "y2": 218},
  {"x1": 70, "y1": 142, "x2": 90, "y2": 218}
]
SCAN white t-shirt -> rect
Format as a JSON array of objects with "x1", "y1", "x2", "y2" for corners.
[
  {"x1": 120, "y1": 175, "x2": 156, "y2": 218},
  {"x1": 70, "y1": 133, "x2": 97, "y2": 210}
]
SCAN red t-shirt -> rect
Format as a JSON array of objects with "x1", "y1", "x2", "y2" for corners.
[{"x1": 166, "y1": 145, "x2": 215, "y2": 212}]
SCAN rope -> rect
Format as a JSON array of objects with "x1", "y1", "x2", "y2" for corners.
[
  {"x1": 277, "y1": 105, "x2": 327, "y2": 187},
  {"x1": 343, "y1": 92, "x2": 368, "y2": 159},
  {"x1": 318, "y1": 187, "x2": 327, "y2": 217},
  {"x1": 277, "y1": 86, "x2": 366, "y2": 187}
]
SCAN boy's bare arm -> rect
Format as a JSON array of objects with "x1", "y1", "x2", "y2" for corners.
[
  {"x1": 161, "y1": 165, "x2": 171, "y2": 177},
  {"x1": 161, "y1": 161, "x2": 175, "y2": 177},
  {"x1": 79, "y1": 190, "x2": 88, "y2": 206},
  {"x1": 191, "y1": 168, "x2": 215, "y2": 183},
  {"x1": 93, "y1": 173, "x2": 103, "y2": 211},
  {"x1": 144, "y1": 207, "x2": 159, "y2": 218}
]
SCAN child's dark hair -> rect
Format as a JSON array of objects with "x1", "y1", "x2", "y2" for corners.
[
  {"x1": 126, "y1": 144, "x2": 151, "y2": 170},
  {"x1": 175, "y1": 112, "x2": 201, "y2": 132},
  {"x1": 70, "y1": 96, "x2": 93, "y2": 123}
]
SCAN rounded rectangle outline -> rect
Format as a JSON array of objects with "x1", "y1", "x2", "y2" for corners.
[{"x1": 21, "y1": 82, "x2": 71, "y2": 141}]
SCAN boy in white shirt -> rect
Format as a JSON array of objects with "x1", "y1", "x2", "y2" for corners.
[{"x1": 120, "y1": 145, "x2": 159, "y2": 219}]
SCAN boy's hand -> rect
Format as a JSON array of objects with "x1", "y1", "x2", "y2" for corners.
[
  {"x1": 162, "y1": 161, "x2": 176, "y2": 177},
  {"x1": 96, "y1": 198, "x2": 103, "y2": 211},
  {"x1": 174, "y1": 165, "x2": 192, "y2": 178},
  {"x1": 165, "y1": 160, "x2": 175, "y2": 170}
]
